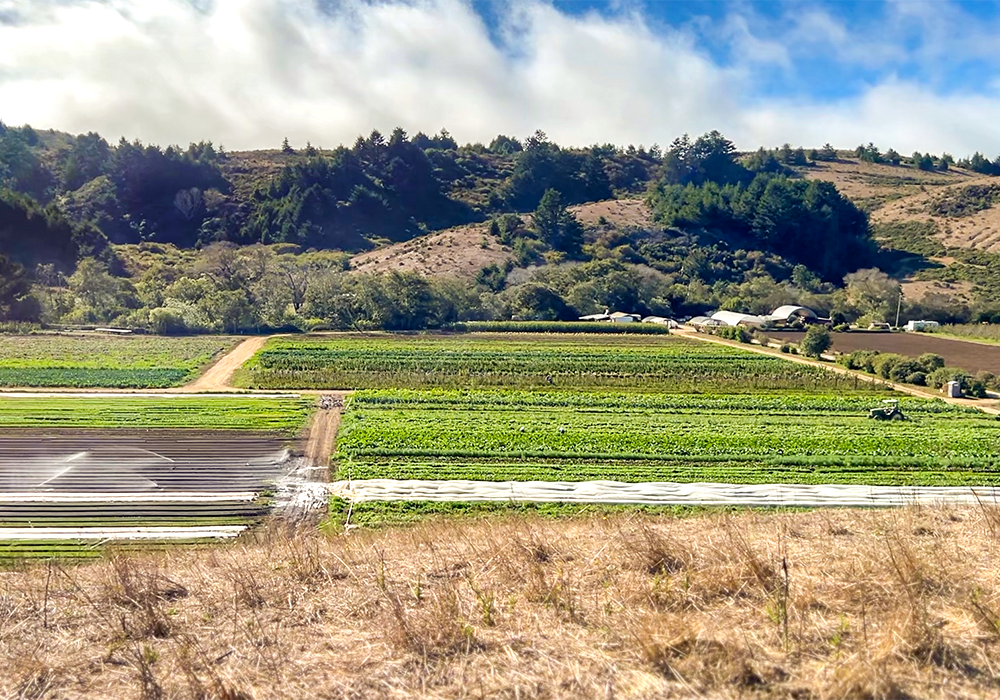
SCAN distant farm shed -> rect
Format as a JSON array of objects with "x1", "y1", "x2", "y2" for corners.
[
  {"x1": 579, "y1": 313, "x2": 611, "y2": 322},
  {"x1": 768, "y1": 305, "x2": 818, "y2": 323},
  {"x1": 609, "y1": 312, "x2": 640, "y2": 323},
  {"x1": 905, "y1": 320, "x2": 940, "y2": 332},
  {"x1": 711, "y1": 311, "x2": 768, "y2": 328},
  {"x1": 689, "y1": 316, "x2": 724, "y2": 330}
]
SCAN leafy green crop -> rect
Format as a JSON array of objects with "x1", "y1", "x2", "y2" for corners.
[
  {"x1": 0, "y1": 396, "x2": 314, "y2": 433},
  {"x1": 336, "y1": 389, "x2": 1000, "y2": 487},
  {"x1": 0, "y1": 335, "x2": 237, "y2": 388}
]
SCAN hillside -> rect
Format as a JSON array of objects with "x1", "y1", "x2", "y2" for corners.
[
  {"x1": 4, "y1": 121, "x2": 1000, "y2": 330},
  {"x1": 349, "y1": 223, "x2": 514, "y2": 278}
]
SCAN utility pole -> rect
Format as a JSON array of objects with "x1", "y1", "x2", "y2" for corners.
[{"x1": 894, "y1": 290, "x2": 903, "y2": 329}]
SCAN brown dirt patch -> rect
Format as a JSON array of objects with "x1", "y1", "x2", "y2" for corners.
[
  {"x1": 569, "y1": 198, "x2": 654, "y2": 229},
  {"x1": 769, "y1": 330, "x2": 1000, "y2": 375},
  {"x1": 900, "y1": 278, "x2": 974, "y2": 303},
  {"x1": 3, "y1": 507, "x2": 1000, "y2": 699},
  {"x1": 349, "y1": 224, "x2": 515, "y2": 279},
  {"x1": 184, "y1": 336, "x2": 267, "y2": 392}
]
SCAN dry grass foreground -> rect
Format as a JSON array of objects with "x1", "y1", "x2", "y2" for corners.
[{"x1": 3, "y1": 507, "x2": 1000, "y2": 699}]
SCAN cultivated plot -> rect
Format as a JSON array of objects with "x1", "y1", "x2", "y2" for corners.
[
  {"x1": 236, "y1": 332, "x2": 863, "y2": 392},
  {"x1": 0, "y1": 334, "x2": 238, "y2": 388},
  {"x1": 337, "y1": 390, "x2": 1000, "y2": 486},
  {"x1": 0, "y1": 396, "x2": 315, "y2": 559}
]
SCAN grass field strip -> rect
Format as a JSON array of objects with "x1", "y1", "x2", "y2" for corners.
[
  {"x1": 0, "y1": 526, "x2": 247, "y2": 541},
  {"x1": 332, "y1": 479, "x2": 1000, "y2": 508}
]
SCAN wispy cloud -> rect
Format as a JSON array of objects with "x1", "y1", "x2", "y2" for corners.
[{"x1": 0, "y1": 0, "x2": 999, "y2": 155}]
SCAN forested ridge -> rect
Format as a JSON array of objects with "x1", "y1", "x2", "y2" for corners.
[{"x1": 1, "y1": 118, "x2": 999, "y2": 331}]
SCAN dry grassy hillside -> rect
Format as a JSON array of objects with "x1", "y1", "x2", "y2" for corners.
[
  {"x1": 347, "y1": 200, "x2": 655, "y2": 278},
  {"x1": 349, "y1": 223, "x2": 515, "y2": 277},
  {"x1": 2, "y1": 507, "x2": 999, "y2": 699}
]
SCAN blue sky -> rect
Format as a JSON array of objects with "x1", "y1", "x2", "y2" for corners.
[{"x1": 2, "y1": 0, "x2": 1000, "y2": 154}]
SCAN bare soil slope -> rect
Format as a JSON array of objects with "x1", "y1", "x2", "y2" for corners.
[
  {"x1": 348, "y1": 199, "x2": 655, "y2": 280},
  {"x1": 349, "y1": 224, "x2": 515, "y2": 278}
]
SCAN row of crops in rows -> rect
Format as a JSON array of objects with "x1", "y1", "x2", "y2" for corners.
[
  {"x1": 335, "y1": 389, "x2": 1000, "y2": 486},
  {"x1": 0, "y1": 334, "x2": 236, "y2": 388},
  {"x1": 237, "y1": 333, "x2": 862, "y2": 392},
  {"x1": 0, "y1": 396, "x2": 314, "y2": 433}
]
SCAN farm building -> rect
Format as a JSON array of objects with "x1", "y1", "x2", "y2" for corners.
[
  {"x1": 711, "y1": 311, "x2": 768, "y2": 328},
  {"x1": 905, "y1": 320, "x2": 940, "y2": 332},
  {"x1": 641, "y1": 316, "x2": 677, "y2": 327},
  {"x1": 689, "y1": 316, "x2": 724, "y2": 330},
  {"x1": 579, "y1": 313, "x2": 611, "y2": 322},
  {"x1": 768, "y1": 305, "x2": 819, "y2": 324},
  {"x1": 609, "y1": 312, "x2": 641, "y2": 323}
]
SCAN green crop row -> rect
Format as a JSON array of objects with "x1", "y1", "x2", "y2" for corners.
[
  {"x1": 0, "y1": 367, "x2": 188, "y2": 388},
  {"x1": 237, "y1": 333, "x2": 859, "y2": 392},
  {"x1": 0, "y1": 396, "x2": 315, "y2": 433},
  {"x1": 335, "y1": 389, "x2": 1000, "y2": 486},
  {"x1": 0, "y1": 334, "x2": 237, "y2": 387},
  {"x1": 349, "y1": 389, "x2": 959, "y2": 414}
]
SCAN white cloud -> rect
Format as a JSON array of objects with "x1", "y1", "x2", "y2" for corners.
[{"x1": 0, "y1": 0, "x2": 999, "y2": 155}]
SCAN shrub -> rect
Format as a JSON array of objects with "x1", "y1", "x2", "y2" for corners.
[
  {"x1": 872, "y1": 353, "x2": 905, "y2": 379},
  {"x1": 889, "y1": 359, "x2": 925, "y2": 383},
  {"x1": 928, "y1": 366, "x2": 971, "y2": 390},
  {"x1": 800, "y1": 326, "x2": 832, "y2": 357},
  {"x1": 838, "y1": 350, "x2": 880, "y2": 372},
  {"x1": 713, "y1": 326, "x2": 751, "y2": 343},
  {"x1": 780, "y1": 344, "x2": 791, "y2": 353},
  {"x1": 149, "y1": 307, "x2": 186, "y2": 335},
  {"x1": 967, "y1": 378, "x2": 988, "y2": 398},
  {"x1": 917, "y1": 353, "x2": 945, "y2": 372},
  {"x1": 973, "y1": 371, "x2": 997, "y2": 395},
  {"x1": 906, "y1": 371, "x2": 927, "y2": 386}
]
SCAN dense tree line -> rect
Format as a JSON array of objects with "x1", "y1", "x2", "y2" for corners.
[
  {"x1": 647, "y1": 133, "x2": 875, "y2": 282},
  {"x1": 6, "y1": 120, "x2": 1000, "y2": 330}
]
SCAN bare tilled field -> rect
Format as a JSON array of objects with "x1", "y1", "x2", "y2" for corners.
[{"x1": 770, "y1": 330, "x2": 1000, "y2": 374}]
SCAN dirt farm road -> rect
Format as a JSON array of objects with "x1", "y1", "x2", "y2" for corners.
[{"x1": 183, "y1": 336, "x2": 268, "y2": 392}]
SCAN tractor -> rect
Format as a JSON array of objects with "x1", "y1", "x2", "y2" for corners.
[{"x1": 868, "y1": 399, "x2": 906, "y2": 420}]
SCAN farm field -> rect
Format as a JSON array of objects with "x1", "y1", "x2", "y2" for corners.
[
  {"x1": 0, "y1": 430, "x2": 294, "y2": 560},
  {"x1": 0, "y1": 395, "x2": 314, "y2": 560},
  {"x1": 236, "y1": 332, "x2": 863, "y2": 392},
  {"x1": 0, "y1": 334, "x2": 238, "y2": 388},
  {"x1": 769, "y1": 329, "x2": 1000, "y2": 375},
  {"x1": 336, "y1": 390, "x2": 1000, "y2": 486},
  {"x1": 0, "y1": 395, "x2": 314, "y2": 433}
]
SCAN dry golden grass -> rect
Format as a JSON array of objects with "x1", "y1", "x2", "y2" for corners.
[
  {"x1": 348, "y1": 224, "x2": 514, "y2": 278},
  {"x1": 3, "y1": 506, "x2": 1000, "y2": 699}
]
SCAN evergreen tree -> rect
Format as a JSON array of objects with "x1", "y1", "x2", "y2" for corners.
[{"x1": 534, "y1": 189, "x2": 583, "y2": 256}]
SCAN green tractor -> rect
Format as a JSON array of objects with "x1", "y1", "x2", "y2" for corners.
[{"x1": 868, "y1": 399, "x2": 906, "y2": 421}]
